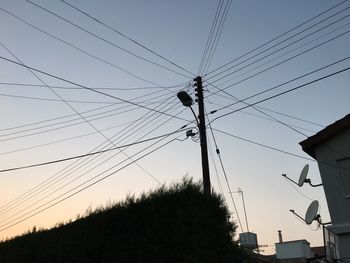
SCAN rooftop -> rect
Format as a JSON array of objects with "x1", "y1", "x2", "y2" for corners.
[{"x1": 299, "y1": 114, "x2": 350, "y2": 158}]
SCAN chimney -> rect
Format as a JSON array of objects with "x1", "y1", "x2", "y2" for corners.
[{"x1": 278, "y1": 230, "x2": 283, "y2": 243}]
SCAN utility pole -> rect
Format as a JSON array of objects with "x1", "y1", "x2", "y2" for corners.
[{"x1": 194, "y1": 76, "x2": 211, "y2": 195}]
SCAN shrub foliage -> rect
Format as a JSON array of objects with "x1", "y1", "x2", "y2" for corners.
[{"x1": 0, "y1": 178, "x2": 243, "y2": 262}]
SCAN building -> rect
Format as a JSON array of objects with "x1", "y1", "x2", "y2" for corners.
[{"x1": 300, "y1": 114, "x2": 350, "y2": 262}]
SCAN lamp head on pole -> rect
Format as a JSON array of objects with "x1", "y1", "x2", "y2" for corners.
[{"x1": 177, "y1": 91, "x2": 193, "y2": 107}]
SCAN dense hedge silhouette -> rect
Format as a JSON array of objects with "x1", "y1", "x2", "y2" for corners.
[{"x1": 0, "y1": 178, "x2": 243, "y2": 262}]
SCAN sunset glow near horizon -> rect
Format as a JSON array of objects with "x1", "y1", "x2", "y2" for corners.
[{"x1": 0, "y1": 0, "x2": 349, "y2": 255}]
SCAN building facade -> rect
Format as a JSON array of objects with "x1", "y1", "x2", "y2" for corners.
[{"x1": 300, "y1": 114, "x2": 350, "y2": 262}]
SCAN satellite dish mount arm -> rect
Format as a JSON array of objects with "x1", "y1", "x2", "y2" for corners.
[
  {"x1": 304, "y1": 178, "x2": 323, "y2": 187},
  {"x1": 282, "y1": 174, "x2": 300, "y2": 186},
  {"x1": 289, "y1": 209, "x2": 305, "y2": 221}
]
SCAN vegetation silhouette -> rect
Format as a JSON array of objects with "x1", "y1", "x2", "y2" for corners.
[{"x1": 0, "y1": 178, "x2": 243, "y2": 262}]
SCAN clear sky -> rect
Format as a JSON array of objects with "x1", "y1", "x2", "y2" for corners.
[{"x1": 0, "y1": 0, "x2": 349, "y2": 255}]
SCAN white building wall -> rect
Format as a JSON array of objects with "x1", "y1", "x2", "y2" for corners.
[
  {"x1": 314, "y1": 130, "x2": 350, "y2": 225},
  {"x1": 312, "y1": 128, "x2": 350, "y2": 260}
]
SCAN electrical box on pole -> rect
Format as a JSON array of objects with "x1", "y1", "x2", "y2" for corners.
[{"x1": 194, "y1": 76, "x2": 211, "y2": 195}]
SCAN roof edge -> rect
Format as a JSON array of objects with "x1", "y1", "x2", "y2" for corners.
[{"x1": 299, "y1": 114, "x2": 350, "y2": 159}]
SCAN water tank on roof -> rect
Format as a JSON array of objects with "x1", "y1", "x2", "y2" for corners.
[{"x1": 239, "y1": 232, "x2": 258, "y2": 249}]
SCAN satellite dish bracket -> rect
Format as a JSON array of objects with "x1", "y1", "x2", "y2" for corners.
[
  {"x1": 304, "y1": 178, "x2": 323, "y2": 187},
  {"x1": 282, "y1": 174, "x2": 299, "y2": 186}
]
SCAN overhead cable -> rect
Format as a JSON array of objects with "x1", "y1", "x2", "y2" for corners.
[
  {"x1": 0, "y1": 7, "x2": 163, "y2": 87},
  {"x1": 198, "y1": 0, "x2": 225, "y2": 75},
  {"x1": 0, "y1": 81, "x2": 185, "y2": 91},
  {"x1": 25, "y1": 0, "x2": 192, "y2": 78},
  {"x1": 0, "y1": 55, "x2": 191, "y2": 122},
  {"x1": 210, "y1": 65, "x2": 350, "y2": 123},
  {"x1": 212, "y1": 21, "x2": 350, "y2": 89},
  {"x1": 206, "y1": 0, "x2": 349, "y2": 76},
  {"x1": 212, "y1": 128, "x2": 314, "y2": 161},
  {"x1": 0, "y1": 134, "x2": 183, "y2": 232},
  {"x1": 207, "y1": 56, "x2": 350, "y2": 113},
  {"x1": 0, "y1": 101, "x2": 189, "y2": 218},
  {"x1": 0, "y1": 93, "x2": 190, "y2": 217},
  {"x1": 0, "y1": 89, "x2": 171, "y2": 133},
  {"x1": 208, "y1": 11, "x2": 350, "y2": 83},
  {"x1": 60, "y1": 0, "x2": 194, "y2": 77},
  {"x1": 0, "y1": 129, "x2": 191, "y2": 173},
  {"x1": 205, "y1": 29, "x2": 350, "y2": 97}
]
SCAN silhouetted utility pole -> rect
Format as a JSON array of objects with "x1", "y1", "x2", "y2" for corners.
[{"x1": 194, "y1": 76, "x2": 211, "y2": 195}]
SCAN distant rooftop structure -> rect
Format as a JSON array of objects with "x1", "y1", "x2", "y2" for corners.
[
  {"x1": 240, "y1": 232, "x2": 258, "y2": 250},
  {"x1": 275, "y1": 239, "x2": 314, "y2": 260}
]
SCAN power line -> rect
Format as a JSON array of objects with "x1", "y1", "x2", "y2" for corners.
[
  {"x1": 0, "y1": 43, "x2": 184, "y2": 218},
  {"x1": 205, "y1": 100, "x2": 317, "y2": 135},
  {"x1": 25, "y1": 0, "x2": 192, "y2": 79},
  {"x1": 1, "y1": 41, "x2": 165, "y2": 188},
  {"x1": 0, "y1": 105, "x2": 138, "y2": 143},
  {"x1": 0, "y1": 89, "x2": 191, "y2": 218},
  {"x1": 207, "y1": 82, "x2": 309, "y2": 137},
  {"x1": 0, "y1": 88, "x2": 172, "y2": 133},
  {"x1": 212, "y1": 128, "x2": 314, "y2": 161},
  {"x1": 207, "y1": 138, "x2": 224, "y2": 196},
  {"x1": 204, "y1": 29, "x2": 350, "y2": 99},
  {"x1": 207, "y1": 10, "x2": 350, "y2": 83},
  {"x1": 0, "y1": 7, "x2": 165, "y2": 87},
  {"x1": 0, "y1": 102, "x2": 189, "y2": 219},
  {"x1": 0, "y1": 129, "x2": 190, "y2": 173},
  {"x1": 0, "y1": 121, "x2": 137, "y2": 156},
  {"x1": 206, "y1": 0, "x2": 349, "y2": 76},
  {"x1": 205, "y1": 93, "x2": 325, "y2": 129},
  {"x1": 0, "y1": 92, "x2": 179, "y2": 105},
  {"x1": 0, "y1": 134, "x2": 183, "y2": 232},
  {"x1": 198, "y1": 0, "x2": 232, "y2": 75},
  {"x1": 254, "y1": 106, "x2": 325, "y2": 128},
  {"x1": 210, "y1": 128, "x2": 350, "y2": 173},
  {"x1": 0, "y1": 81, "x2": 185, "y2": 91},
  {"x1": 0, "y1": 94, "x2": 187, "y2": 213},
  {"x1": 210, "y1": 65, "x2": 350, "y2": 123},
  {"x1": 208, "y1": 56, "x2": 350, "y2": 115},
  {"x1": 0, "y1": 55, "x2": 191, "y2": 122},
  {"x1": 59, "y1": 0, "x2": 194, "y2": 78},
  {"x1": 206, "y1": 115, "x2": 247, "y2": 235},
  {"x1": 198, "y1": 0, "x2": 224, "y2": 75},
  {"x1": 203, "y1": 0, "x2": 232, "y2": 74},
  {"x1": 210, "y1": 21, "x2": 350, "y2": 88}
]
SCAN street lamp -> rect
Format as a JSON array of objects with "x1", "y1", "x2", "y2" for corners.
[
  {"x1": 177, "y1": 90, "x2": 193, "y2": 107},
  {"x1": 177, "y1": 91, "x2": 199, "y2": 125}
]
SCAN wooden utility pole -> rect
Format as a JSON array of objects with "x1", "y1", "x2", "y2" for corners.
[{"x1": 195, "y1": 76, "x2": 211, "y2": 195}]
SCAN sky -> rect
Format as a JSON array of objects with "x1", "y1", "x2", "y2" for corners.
[{"x1": 0, "y1": 0, "x2": 349, "y2": 255}]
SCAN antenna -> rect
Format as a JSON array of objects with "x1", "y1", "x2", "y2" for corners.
[{"x1": 282, "y1": 164, "x2": 323, "y2": 187}]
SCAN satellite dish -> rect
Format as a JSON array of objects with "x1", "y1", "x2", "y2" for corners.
[
  {"x1": 305, "y1": 200, "x2": 319, "y2": 224},
  {"x1": 298, "y1": 164, "x2": 309, "y2": 186}
]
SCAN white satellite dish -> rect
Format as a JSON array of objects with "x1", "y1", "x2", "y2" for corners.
[
  {"x1": 305, "y1": 200, "x2": 319, "y2": 224},
  {"x1": 298, "y1": 164, "x2": 309, "y2": 187}
]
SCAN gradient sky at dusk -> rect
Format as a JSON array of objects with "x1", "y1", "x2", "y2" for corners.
[{"x1": 0, "y1": 0, "x2": 349, "y2": 254}]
